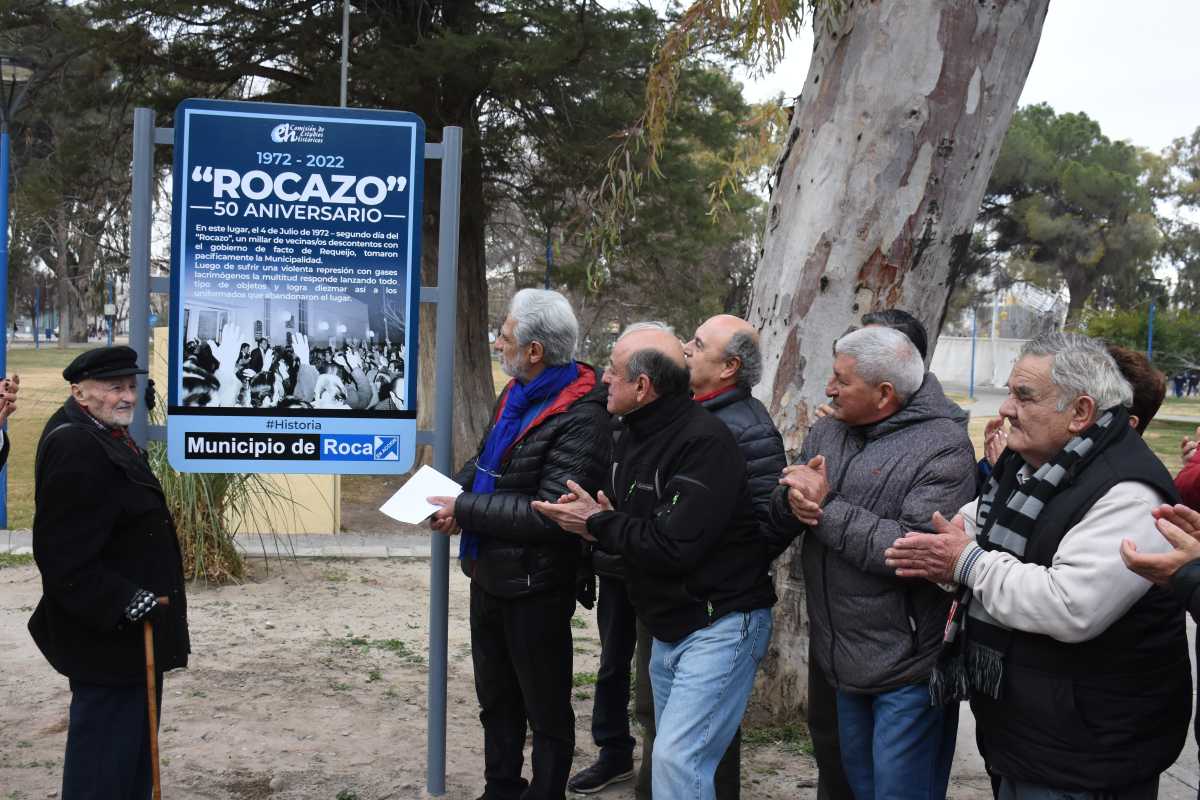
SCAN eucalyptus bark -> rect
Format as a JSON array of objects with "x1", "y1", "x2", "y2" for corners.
[{"x1": 748, "y1": 0, "x2": 1049, "y2": 715}]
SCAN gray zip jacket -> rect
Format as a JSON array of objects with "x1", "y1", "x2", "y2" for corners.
[{"x1": 769, "y1": 373, "x2": 977, "y2": 693}]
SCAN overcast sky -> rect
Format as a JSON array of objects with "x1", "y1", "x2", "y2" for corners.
[{"x1": 739, "y1": 0, "x2": 1200, "y2": 153}]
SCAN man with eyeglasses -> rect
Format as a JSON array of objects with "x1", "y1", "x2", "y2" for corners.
[{"x1": 427, "y1": 290, "x2": 611, "y2": 800}]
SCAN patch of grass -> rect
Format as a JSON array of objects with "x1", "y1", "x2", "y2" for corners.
[
  {"x1": 322, "y1": 568, "x2": 349, "y2": 582},
  {"x1": 1159, "y1": 396, "x2": 1200, "y2": 418},
  {"x1": 574, "y1": 690, "x2": 592, "y2": 700},
  {"x1": 333, "y1": 633, "x2": 426, "y2": 665},
  {"x1": 0, "y1": 553, "x2": 33, "y2": 569},
  {"x1": 572, "y1": 672, "x2": 598, "y2": 687},
  {"x1": 366, "y1": 668, "x2": 382, "y2": 683},
  {"x1": 1143, "y1": 419, "x2": 1193, "y2": 475},
  {"x1": 336, "y1": 790, "x2": 360, "y2": 800},
  {"x1": 570, "y1": 615, "x2": 587, "y2": 629},
  {"x1": 743, "y1": 722, "x2": 813, "y2": 756},
  {"x1": 330, "y1": 681, "x2": 352, "y2": 692}
]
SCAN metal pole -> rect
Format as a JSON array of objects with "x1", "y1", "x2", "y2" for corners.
[
  {"x1": 1147, "y1": 300, "x2": 1156, "y2": 361},
  {"x1": 107, "y1": 276, "x2": 114, "y2": 346},
  {"x1": 130, "y1": 108, "x2": 154, "y2": 446},
  {"x1": 544, "y1": 230, "x2": 552, "y2": 289},
  {"x1": 0, "y1": 127, "x2": 10, "y2": 528},
  {"x1": 427, "y1": 126, "x2": 462, "y2": 797},
  {"x1": 990, "y1": 284, "x2": 1000, "y2": 387},
  {"x1": 969, "y1": 306, "x2": 977, "y2": 400},
  {"x1": 339, "y1": 0, "x2": 350, "y2": 108},
  {"x1": 33, "y1": 283, "x2": 39, "y2": 349}
]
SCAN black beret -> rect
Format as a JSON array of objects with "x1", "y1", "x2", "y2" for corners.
[{"x1": 63, "y1": 346, "x2": 149, "y2": 383}]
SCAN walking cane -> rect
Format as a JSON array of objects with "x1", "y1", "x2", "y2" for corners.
[{"x1": 144, "y1": 597, "x2": 169, "y2": 800}]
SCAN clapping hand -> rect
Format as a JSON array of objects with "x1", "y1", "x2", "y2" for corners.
[
  {"x1": 531, "y1": 480, "x2": 611, "y2": 540},
  {"x1": 1120, "y1": 504, "x2": 1200, "y2": 585},
  {"x1": 884, "y1": 512, "x2": 971, "y2": 583},
  {"x1": 345, "y1": 348, "x2": 363, "y2": 373},
  {"x1": 780, "y1": 455, "x2": 830, "y2": 526},
  {"x1": 984, "y1": 417, "x2": 1007, "y2": 467},
  {"x1": 0, "y1": 374, "x2": 19, "y2": 425},
  {"x1": 1181, "y1": 426, "x2": 1199, "y2": 464}
]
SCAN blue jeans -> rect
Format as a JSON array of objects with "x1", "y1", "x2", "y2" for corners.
[
  {"x1": 836, "y1": 683, "x2": 959, "y2": 800},
  {"x1": 649, "y1": 608, "x2": 772, "y2": 800}
]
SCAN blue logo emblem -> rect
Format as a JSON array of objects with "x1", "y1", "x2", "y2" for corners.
[{"x1": 373, "y1": 436, "x2": 399, "y2": 461}]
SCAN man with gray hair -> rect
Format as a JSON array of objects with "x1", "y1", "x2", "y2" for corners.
[
  {"x1": 427, "y1": 288, "x2": 612, "y2": 800},
  {"x1": 770, "y1": 325, "x2": 976, "y2": 800},
  {"x1": 536, "y1": 322, "x2": 776, "y2": 800},
  {"x1": 886, "y1": 332, "x2": 1191, "y2": 800}
]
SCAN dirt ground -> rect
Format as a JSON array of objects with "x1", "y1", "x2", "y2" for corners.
[{"x1": 1, "y1": 556, "x2": 842, "y2": 800}]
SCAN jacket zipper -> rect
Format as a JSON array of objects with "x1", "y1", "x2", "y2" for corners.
[{"x1": 822, "y1": 442, "x2": 865, "y2": 686}]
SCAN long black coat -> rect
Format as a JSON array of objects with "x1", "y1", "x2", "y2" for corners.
[
  {"x1": 28, "y1": 398, "x2": 190, "y2": 686},
  {"x1": 454, "y1": 364, "x2": 611, "y2": 598}
]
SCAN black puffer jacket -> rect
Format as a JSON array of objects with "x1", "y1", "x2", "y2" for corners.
[
  {"x1": 28, "y1": 398, "x2": 190, "y2": 686},
  {"x1": 455, "y1": 363, "x2": 612, "y2": 598}
]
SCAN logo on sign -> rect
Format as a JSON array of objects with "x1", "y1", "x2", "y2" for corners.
[
  {"x1": 270, "y1": 122, "x2": 325, "y2": 144},
  {"x1": 374, "y1": 436, "x2": 399, "y2": 461}
]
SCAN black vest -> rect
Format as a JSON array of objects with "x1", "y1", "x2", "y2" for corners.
[{"x1": 971, "y1": 426, "x2": 1192, "y2": 791}]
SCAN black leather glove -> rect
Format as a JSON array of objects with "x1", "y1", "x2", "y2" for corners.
[{"x1": 144, "y1": 378, "x2": 157, "y2": 412}]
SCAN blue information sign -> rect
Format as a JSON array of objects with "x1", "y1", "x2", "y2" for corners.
[{"x1": 167, "y1": 99, "x2": 424, "y2": 474}]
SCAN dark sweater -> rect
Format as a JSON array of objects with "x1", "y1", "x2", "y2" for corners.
[{"x1": 586, "y1": 392, "x2": 776, "y2": 643}]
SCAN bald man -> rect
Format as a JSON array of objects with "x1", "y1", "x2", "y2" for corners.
[{"x1": 536, "y1": 322, "x2": 776, "y2": 800}]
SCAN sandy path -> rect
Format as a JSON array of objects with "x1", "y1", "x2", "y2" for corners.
[{"x1": 1, "y1": 558, "x2": 831, "y2": 799}]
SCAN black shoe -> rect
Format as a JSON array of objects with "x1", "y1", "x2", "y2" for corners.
[{"x1": 568, "y1": 759, "x2": 636, "y2": 794}]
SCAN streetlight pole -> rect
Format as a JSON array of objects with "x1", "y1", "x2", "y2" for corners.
[{"x1": 0, "y1": 55, "x2": 34, "y2": 530}]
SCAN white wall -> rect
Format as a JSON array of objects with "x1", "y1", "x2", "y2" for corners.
[{"x1": 930, "y1": 336, "x2": 1027, "y2": 388}]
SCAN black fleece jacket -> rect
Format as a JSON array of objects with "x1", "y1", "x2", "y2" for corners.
[{"x1": 586, "y1": 392, "x2": 776, "y2": 643}]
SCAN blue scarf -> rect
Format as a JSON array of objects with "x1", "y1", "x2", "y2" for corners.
[{"x1": 459, "y1": 361, "x2": 579, "y2": 559}]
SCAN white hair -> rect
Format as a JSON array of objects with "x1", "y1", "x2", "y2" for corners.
[
  {"x1": 509, "y1": 289, "x2": 578, "y2": 365},
  {"x1": 835, "y1": 326, "x2": 924, "y2": 402},
  {"x1": 1020, "y1": 333, "x2": 1133, "y2": 411},
  {"x1": 619, "y1": 320, "x2": 674, "y2": 338}
]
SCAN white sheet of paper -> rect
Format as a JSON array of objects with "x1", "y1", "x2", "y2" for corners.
[{"x1": 379, "y1": 464, "x2": 464, "y2": 525}]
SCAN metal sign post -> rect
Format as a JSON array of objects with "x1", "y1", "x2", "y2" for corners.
[{"x1": 129, "y1": 107, "x2": 461, "y2": 793}]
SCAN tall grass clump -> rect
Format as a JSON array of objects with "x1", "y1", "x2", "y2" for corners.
[{"x1": 147, "y1": 400, "x2": 300, "y2": 583}]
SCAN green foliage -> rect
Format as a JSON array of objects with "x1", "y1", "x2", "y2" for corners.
[
  {"x1": 145, "y1": 396, "x2": 298, "y2": 583},
  {"x1": 0, "y1": 553, "x2": 35, "y2": 569},
  {"x1": 1083, "y1": 307, "x2": 1200, "y2": 374},
  {"x1": 1151, "y1": 127, "x2": 1200, "y2": 312},
  {"x1": 980, "y1": 104, "x2": 1161, "y2": 320}
]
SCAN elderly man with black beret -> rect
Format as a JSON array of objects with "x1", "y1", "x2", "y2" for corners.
[{"x1": 28, "y1": 346, "x2": 190, "y2": 800}]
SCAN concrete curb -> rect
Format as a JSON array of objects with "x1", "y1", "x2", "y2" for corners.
[{"x1": 0, "y1": 530, "x2": 457, "y2": 559}]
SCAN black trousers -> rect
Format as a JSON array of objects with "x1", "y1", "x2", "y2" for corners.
[
  {"x1": 63, "y1": 679, "x2": 163, "y2": 800},
  {"x1": 807, "y1": 640, "x2": 854, "y2": 800},
  {"x1": 632, "y1": 617, "x2": 743, "y2": 800},
  {"x1": 591, "y1": 575, "x2": 638, "y2": 764},
  {"x1": 471, "y1": 581, "x2": 576, "y2": 800}
]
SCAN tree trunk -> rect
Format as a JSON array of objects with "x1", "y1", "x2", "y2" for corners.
[
  {"x1": 56, "y1": 206, "x2": 69, "y2": 350},
  {"x1": 748, "y1": 0, "x2": 1049, "y2": 717},
  {"x1": 1062, "y1": 264, "x2": 1093, "y2": 326},
  {"x1": 416, "y1": 135, "x2": 495, "y2": 469}
]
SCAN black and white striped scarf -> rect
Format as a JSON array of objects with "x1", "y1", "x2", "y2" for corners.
[{"x1": 929, "y1": 406, "x2": 1128, "y2": 706}]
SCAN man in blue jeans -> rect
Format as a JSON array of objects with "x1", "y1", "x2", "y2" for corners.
[
  {"x1": 536, "y1": 323, "x2": 776, "y2": 800},
  {"x1": 769, "y1": 326, "x2": 977, "y2": 800}
]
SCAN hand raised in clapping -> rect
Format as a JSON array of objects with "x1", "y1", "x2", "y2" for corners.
[
  {"x1": 531, "y1": 480, "x2": 611, "y2": 540},
  {"x1": 0, "y1": 374, "x2": 20, "y2": 426},
  {"x1": 779, "y1": 455, "x2": 830, "y2": 526},
  {"x1": 292, "y1": 332, "x2": 310, "y2": 366}
]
